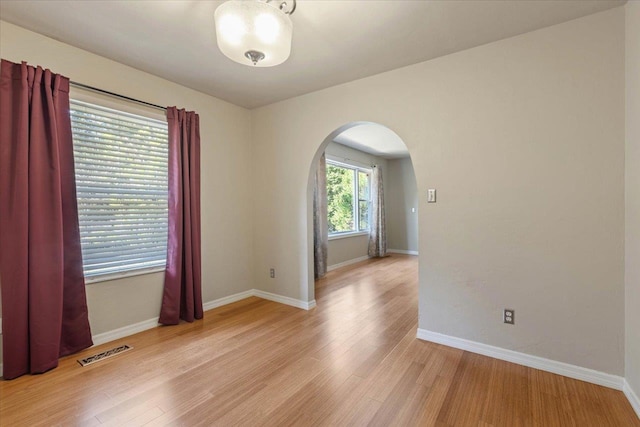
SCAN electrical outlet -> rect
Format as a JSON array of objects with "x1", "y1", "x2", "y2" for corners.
[
  {"x1": 504, "y1": 309, "x2": 515, "y2": 325},
  {"x1": 269, "y1": 268, "x2": 275, "y2": 278},
  {"x1": 427, "y1": 189, "x2": 436, "y2": 203}
]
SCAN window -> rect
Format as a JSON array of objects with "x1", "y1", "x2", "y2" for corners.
[
  {"x1": 326, "y1": 160, "x2": 370, "y2": 236},
  {"x1": 70, "y1": 99, "x2": 169, "y2": 279}
]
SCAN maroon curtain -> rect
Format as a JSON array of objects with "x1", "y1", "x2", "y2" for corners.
[
  {"x1": 159, "y1": 107, "x2": 202, "y2": 325},
  {"x1": 0, "y1": 60, "x2": 93, "y2": 380}
]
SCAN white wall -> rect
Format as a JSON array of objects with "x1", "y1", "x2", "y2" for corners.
[
  {"x1": 251, "y1": 8, "x2": 625, "y2": 376},
  {"x1": 625, "y1": 0, "x2": 640, "y2": 403},
  {"x1": 0, "y1": 22, "x2": 254, "y2": 338},
  {"x1": 324, "y1": 141, "x2": 388, "y2": 267},
  {"x1": 386, "y1": 157, "x2": 418, "y2": 253}
]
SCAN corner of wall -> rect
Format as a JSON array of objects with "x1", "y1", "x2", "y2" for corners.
[
  {"x1": 625, "y1": 0, "x2": 640, "y2": 419},
  {"x1": 624, "y1": 380, "x2": 640, "y2": 420}
]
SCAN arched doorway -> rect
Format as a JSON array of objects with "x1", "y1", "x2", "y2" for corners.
[{"x1": 305, "y1": 121, "x2": 418, "y2": 305}]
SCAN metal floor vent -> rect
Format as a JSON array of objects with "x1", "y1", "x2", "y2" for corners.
[{"x1": 78, "y1": 344, "x2": 132, "y2": 367}]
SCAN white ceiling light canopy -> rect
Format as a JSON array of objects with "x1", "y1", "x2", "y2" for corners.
[{"x1": 215, "y1": 0, "x2": 296, "y2": 67}]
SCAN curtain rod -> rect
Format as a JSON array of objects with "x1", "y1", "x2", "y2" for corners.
[{"x1": 69, "y1": 81, "x2": 167, "y2": 112}]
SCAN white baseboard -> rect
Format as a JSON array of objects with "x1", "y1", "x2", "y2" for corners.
[
  {"x1": 416, "y1": 328, "x2": 624, "y2": 391},
  {"x1": 324, "y1": 250, "x2": 418, "y2": 271},
  {"x1": 624, "y1": 379, "x2": 640, "y2": 419},
  {"x1": 387, "y1": 249, "x2": 419, "y2": 255},
  {"x1": 327, "y1": 255, "x2": 370, "y2": 272},
  {"x1": 90, "y1": 289, "x2": 314, "y2": 348},
  {"x1": 203, "y1": 290, "x2": 254, "y2": 311},
  {"x1": 92, "y1": 317, "x2": 160, "y2": 346},
  {"x1": 253, "y1": 289, "x2": 316, "y2": 310}
]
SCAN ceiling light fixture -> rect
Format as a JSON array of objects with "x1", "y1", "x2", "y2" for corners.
[{"x1": 214, "y1": 0, "x2": 296, "y2": 67}]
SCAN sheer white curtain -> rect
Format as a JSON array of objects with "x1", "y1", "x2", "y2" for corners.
[
  {"x1": 313, "y1": 153, "x2": 328, "y2": 278},
  {"x1": 368, "y1": 165, "x2": 387, "y2": 257}
]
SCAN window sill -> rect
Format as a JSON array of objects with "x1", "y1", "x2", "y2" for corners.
[
  {"x1": 85, "y1": 266, "x2": 166, "y2": 284},
  {"x1": 328, "y1": 231, "x2": 370, "y2": 241}
]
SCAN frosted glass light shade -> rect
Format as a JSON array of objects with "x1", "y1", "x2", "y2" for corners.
[{"x1": 215, "y1": 0, "x2": 293, "y2": 67}]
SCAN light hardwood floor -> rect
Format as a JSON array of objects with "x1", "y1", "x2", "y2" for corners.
[{"x1": 1, "y1": 254, "x2": 638, "y2": 426}]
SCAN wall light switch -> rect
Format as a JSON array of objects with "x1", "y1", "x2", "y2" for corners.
[
  {"x1": 427, "y1": 189, "x2": 436, "y2": 203},
  {"x1": 411, "y1": 207, "x2": 416, "y2": 213}
]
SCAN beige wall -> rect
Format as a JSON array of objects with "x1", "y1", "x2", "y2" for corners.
[
  {"x1": 324, "y1": 141, "x2": 388, "y2": 267},
  {"x1": 0, "y1": 22, "x2": 254, "y2": 339},
  {"x1": 625, "y1": 1, "x2": 640, "y2": 398},
  {"x1": 0, "y1": 5, "x2": 633, "y2": 387},
  {"x1": 386, "y1": 157, "x2": 419, "y2": 253},
  {"x1": 252, "y1": 8, "x2": 625, "y2": 375},
  {"x1": 327, "y1": 235, "x2": 369, "y2": 268}
]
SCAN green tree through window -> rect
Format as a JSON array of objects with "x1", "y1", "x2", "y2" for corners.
[
  {"x1": 326, "y1": 161, "x2": 370, "y2": 234},
  {"x1": 358, "y1": 171, "x2": 369, "y2": 231}
]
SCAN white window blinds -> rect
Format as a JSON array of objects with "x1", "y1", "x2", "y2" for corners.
[{"x1": 70, "y1": 99, "x2": 169, "y2": 278}]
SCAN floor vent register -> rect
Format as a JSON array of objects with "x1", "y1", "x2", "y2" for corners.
[{"x1": 77, "y1": 344, "x2": 133, "y2": 366}]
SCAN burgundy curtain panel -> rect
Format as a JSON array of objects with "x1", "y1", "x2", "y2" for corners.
[
  {"x1": 159, "y1": 107, "x2": 203, "y2": 325},
  {"x1": 0, "y1": 60, "x2": 93, "y2": 380}
]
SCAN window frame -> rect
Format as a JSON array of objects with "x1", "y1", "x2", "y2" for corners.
[
  {"x1": 70, "y1": 88, "x2": 169, "y2": 284},
  {"x1": 325, "y1": 158, "x2": 372, "y2": 240}
]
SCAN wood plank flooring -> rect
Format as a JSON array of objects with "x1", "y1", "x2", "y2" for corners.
[{"x1": 0, "y1": 254, "x2": 638, "y2": 426}]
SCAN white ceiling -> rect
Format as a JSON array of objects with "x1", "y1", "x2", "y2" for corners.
[
  {"x1": 334, "y1": 123, "x2": 409, "y2": 159},
  {"x1": 0, "y1": 0, "x2": 625, "y2": 109}
]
